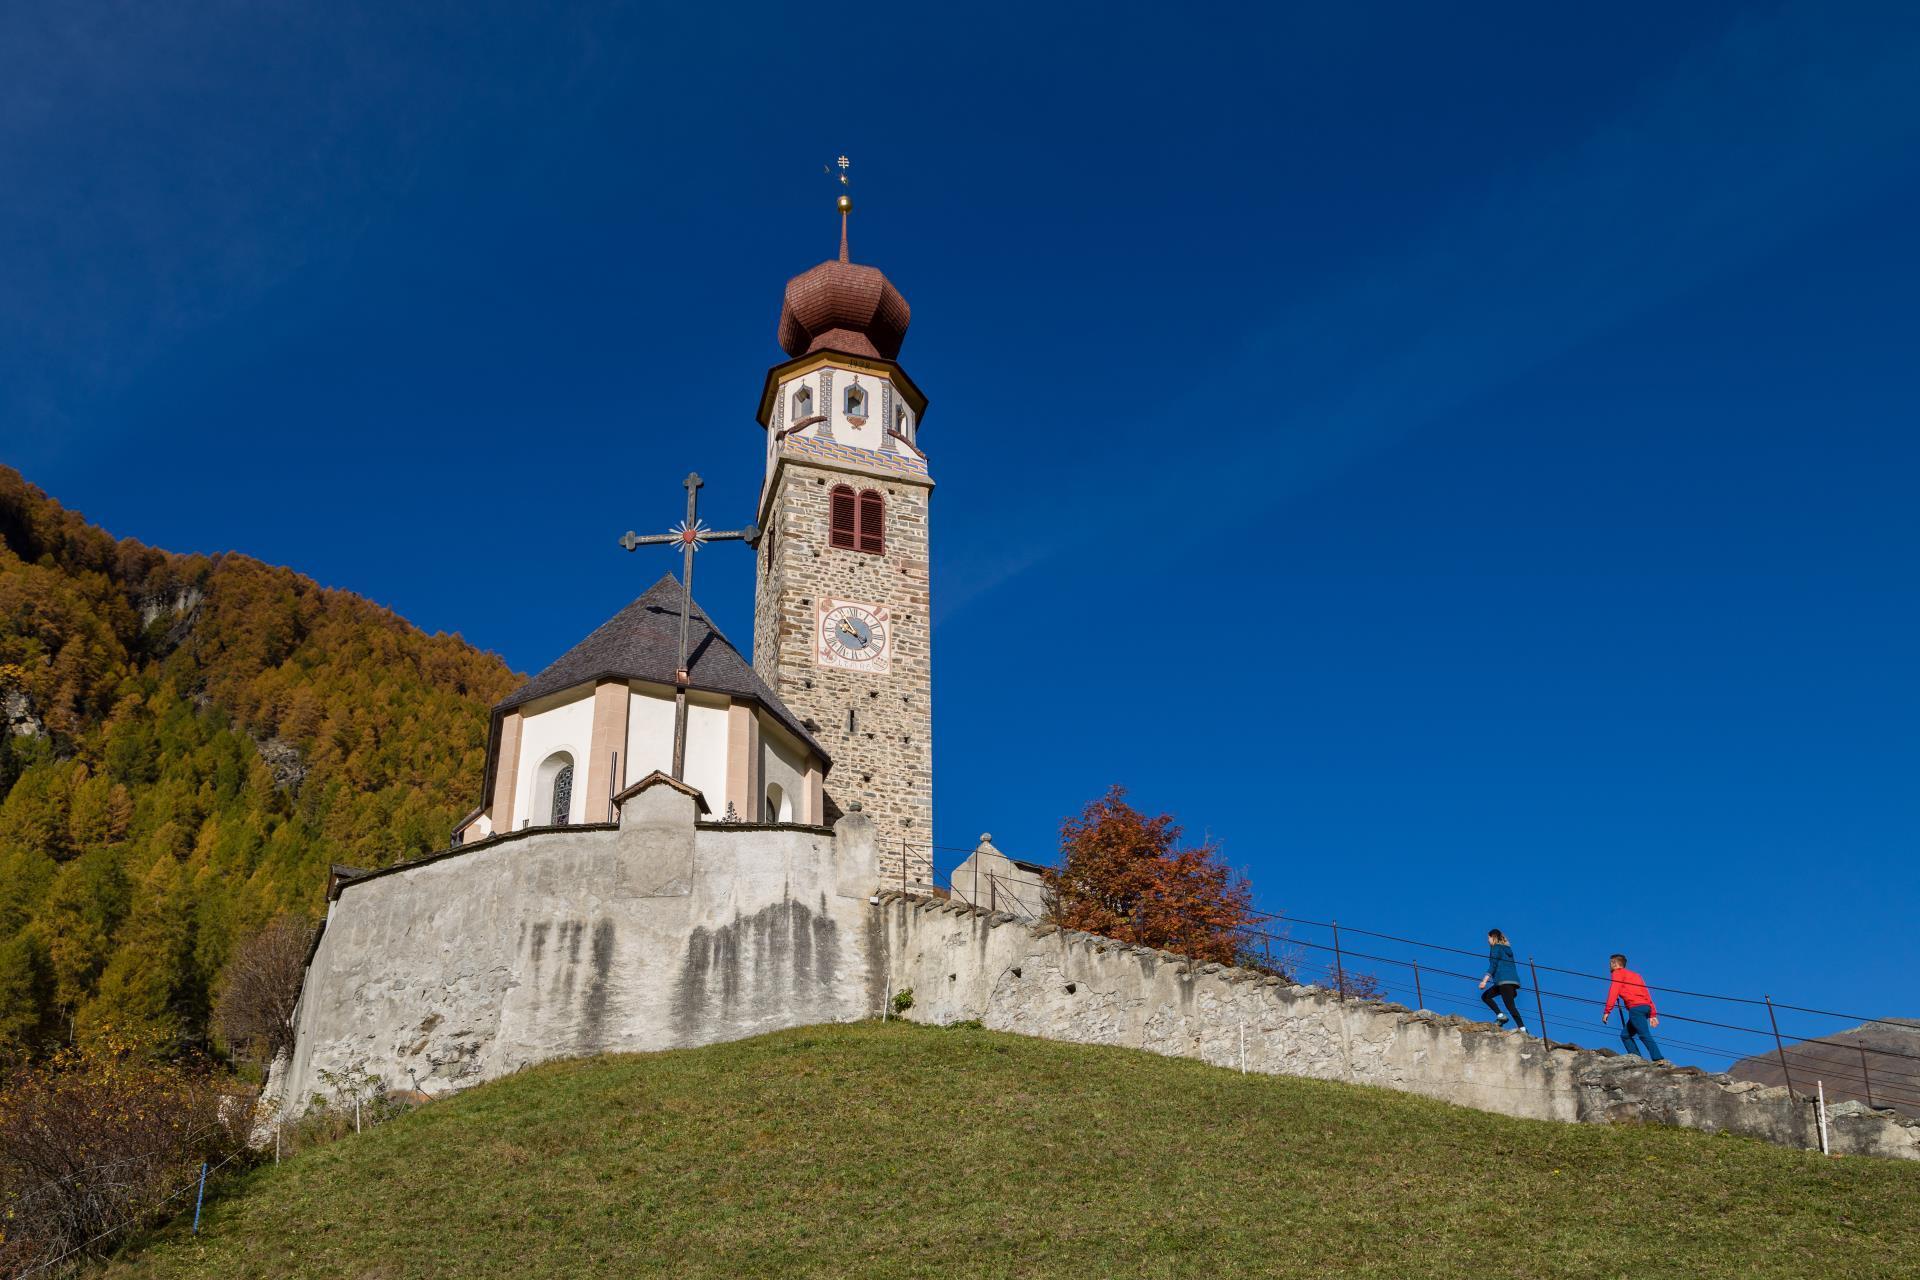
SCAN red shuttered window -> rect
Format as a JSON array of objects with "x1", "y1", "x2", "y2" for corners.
[
  {"x1": 829, "y1": 485, "x2": 884, "y2": 554},
  {"x1": 829, "y1": 485, "x2": 857, "y2": 549},
  {"x1": 858, "y1": 489, "x2": 884, "y2": 554}
]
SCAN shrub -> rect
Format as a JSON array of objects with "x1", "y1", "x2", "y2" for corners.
[
  {"x1": 890, "y1": 988, "x2": 914, "y2": 1016},
  {"x1": 0, "y1": 1032, "x2": 249, "y2": 1272},
  {"x1": 212, "y1": 915, "x2": 315, "y2": 1066},
  {"x1": 1046, "y1": 785, "x2": 1254, "y2": 965}
]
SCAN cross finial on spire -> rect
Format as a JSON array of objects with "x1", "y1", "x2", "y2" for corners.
[{"x1": 826, "y1": 155, "x2": 852, "y2": 262}]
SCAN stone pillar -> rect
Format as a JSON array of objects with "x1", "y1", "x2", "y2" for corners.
[
  {"x1": 585, "y1": 681, "x2": 630, "y2": 823},
  {"x1": 804, "y1": 761, "x2": 824, "y2": 827},
  {"x1": 491, "y1": 711, "x2": 524, "y2": 834},
  {"x1": 724, "y1": 703, "x2": 760, "y2": 822},
  {"x1": 830, "y1": 805, "x2": 879, "y2": 900}
]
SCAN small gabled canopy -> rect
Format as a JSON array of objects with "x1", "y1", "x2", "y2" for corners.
[
  {"x1": 612, "y1": 770, "x2": 711, "y2": 816},
  {"x1": 493, "y1": 574, "x2": 826, "y2": 763}
]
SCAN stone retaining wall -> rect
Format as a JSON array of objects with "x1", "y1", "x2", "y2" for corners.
[
  {"x1": 880, "y1": 893, "x2": 1920, "y2": 1161},
  {"x1": 261, "y1": 782, "x2": 884, "y2": 1127}
]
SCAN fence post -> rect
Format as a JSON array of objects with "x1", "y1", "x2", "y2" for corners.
[
  {"x1": 192, "y1": 1161, "x2": 209, "y2": 1234},
  {"x1": 973, "y1": 852, "x2": 979, "y2": 909},
  {"x1": 1528, "y1": 956, "x2": 1547, "y2": 1040},
  {"x1": 1861, "y1": 1046, "x2": 1874, "y2": 1109},
  {"x1": 1331, "y1": 920, "x2": 1346, "y2": 1000},
  {"x1": 1765, "y1": 995, "x2": 1796, "y2": 1099},
  {"x1": 1263, "y1": 931, "x2": 1272, "y2": 974},
  {"x1": 990, "y1": 871, "x2": 997, "y2": 914},
  {"x1": 1412, "y1": 960, "x2": 1424, "y2": 1011}
]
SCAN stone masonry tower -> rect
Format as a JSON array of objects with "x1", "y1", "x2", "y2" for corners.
[{"x1": 752, "y1": 198, "x2": 933, "y2": 889}]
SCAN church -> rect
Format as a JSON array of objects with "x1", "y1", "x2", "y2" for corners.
[{"x1": 452, "y1": 190, "x2": 934, "y2": 890}]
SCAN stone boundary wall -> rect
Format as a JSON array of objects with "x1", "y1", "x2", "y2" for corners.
[
  {"x1": 880, "y1": 893, "x2": 1920, "y2": 1161},
  {"x1": 261, "y1": 784, "x2": 884, "y2": 1128}
]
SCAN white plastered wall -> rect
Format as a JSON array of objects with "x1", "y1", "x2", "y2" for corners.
[
  {"x1": 773, "y1": 365, "x2": 919, "y2": 460},
  {"x1": 760, "y1": 716, "x2": 809, "y2": 823},
  {"x1": 512, "y1": 689, "x2": 595, "y2": 827},
  {"x1": 627, "y1": 683, "x2": 731, "y2": 811}
]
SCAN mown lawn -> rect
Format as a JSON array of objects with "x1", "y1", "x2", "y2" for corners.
[{"x1": 105, "y1": 1021, "x2": 1919, "y2": 1279}]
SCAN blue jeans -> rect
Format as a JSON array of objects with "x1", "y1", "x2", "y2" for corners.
[{"x1": 1620, "y1": 1005, "x2": 1662, "y2": 1061}]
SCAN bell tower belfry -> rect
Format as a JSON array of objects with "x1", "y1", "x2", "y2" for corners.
[{"x1": 752, "y1": 182, "x2": 933, "y2": 889}]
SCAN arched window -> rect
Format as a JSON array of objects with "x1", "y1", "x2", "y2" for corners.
[
  {"x1": 830, "y1": 485, "x2": 884, "y2": 554},
  {"x1": 844, "y1": 384, "x2": 868, "y2": 421},
  {"x1": 535, "y1": 751, "x2": 575, "y2": 827},
  {"x1": 765, "y1": 783, "x2": 793, "y2": 823},
  {"x1": 829, "y1": 485, "x2": 857, "y2": 549},
  {"x1": 792, "y1": 384, "x2": 813, "y2": 421},
  {"x1": 894, "y1": 403, "x2": 909, "y2": 439}
]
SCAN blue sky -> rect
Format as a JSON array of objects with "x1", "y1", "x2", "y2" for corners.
[{"x1": 5, "y1": 2, "x2": 1918, "y2": 1069}]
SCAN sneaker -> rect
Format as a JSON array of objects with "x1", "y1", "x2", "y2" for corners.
[
  {"x1": 1494, "y1": 1012, "x2": 1509, "y2": 1027},
  {"x1": 1516, "y1": 1026, "x2": 1529, "y2": 1035}
]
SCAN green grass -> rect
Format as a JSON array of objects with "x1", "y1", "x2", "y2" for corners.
[{"x1": 105, "y1": 1022, "x2": 1919, "y2": 1279}]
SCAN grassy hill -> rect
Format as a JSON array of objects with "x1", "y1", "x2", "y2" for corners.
[{"x1": 103, "y1": 1022, "x2": 1919, "y2": 1280}]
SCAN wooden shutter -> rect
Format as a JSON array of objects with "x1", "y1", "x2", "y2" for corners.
[
  {"x1": 858, "y1": 490, "x2": 885, "y2": 554},
  {"x1": 829, "y1": 486, "x2": 857, "y2": 549}
]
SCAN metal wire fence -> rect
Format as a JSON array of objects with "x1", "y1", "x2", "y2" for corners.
[{"x1": 892, "y1": 839, "x2": 1920, "y2": 1114}]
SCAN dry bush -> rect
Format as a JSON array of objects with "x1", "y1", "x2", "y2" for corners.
[
  {"x1": 0, "y1": 1033, "x2": 249, "y2": 1273},
  {"x1": 212, "y1": 916, "x2": 314, "y2": 1066},
  {"x1": 1324, "y1": 962, "x2": 1388, "y2": 1002}
]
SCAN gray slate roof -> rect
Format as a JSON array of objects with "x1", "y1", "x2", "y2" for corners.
[{"x1": 495, "y1": 574, "x2": 827, "y2": 763}]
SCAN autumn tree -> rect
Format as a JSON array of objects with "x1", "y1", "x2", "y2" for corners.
[
  {"x1": 212, "y1": 915, "x2": 315, "y2": 1066},
  {"x1": 1045, "y1": 785, "x2": 1254, "y2": 965}
]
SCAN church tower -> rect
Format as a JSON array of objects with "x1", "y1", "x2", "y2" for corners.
[{"x1": 753, "y1": 193, "x2": 932, "y2": 888}]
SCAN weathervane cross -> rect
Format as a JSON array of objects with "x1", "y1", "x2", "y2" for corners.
[{"x1": 619, "y1": 473, "x2": 758, "y2": 780}]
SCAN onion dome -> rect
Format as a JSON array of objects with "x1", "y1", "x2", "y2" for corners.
[{"x1": 776, "y1": 204, "x2": 911, "y2": 362}]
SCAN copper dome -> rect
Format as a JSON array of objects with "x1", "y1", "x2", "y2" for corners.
[{"x1": 777, "y1": 256, "x2": 911, "y2": 362}]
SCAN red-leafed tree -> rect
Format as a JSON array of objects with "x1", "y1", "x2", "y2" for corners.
[{"x1": 1045, "y1": 785, "x2": 1254, "y2": 965}]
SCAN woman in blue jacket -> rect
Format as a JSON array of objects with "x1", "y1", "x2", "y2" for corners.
[{"x1": 1478, "y1": 928, "x2": 1527, "y2": 1033}]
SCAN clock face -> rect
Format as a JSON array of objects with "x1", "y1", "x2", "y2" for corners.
[{"x1": 817, "y1": 598, "x2": 890, "y2": 673}]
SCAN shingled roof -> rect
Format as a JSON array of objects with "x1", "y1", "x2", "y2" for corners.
[{"x1": 494, "y1": 575, "x2": 827, "y2": 763}]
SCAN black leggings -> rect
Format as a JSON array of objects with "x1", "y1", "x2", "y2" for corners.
[{"x1": 1481, "y1": 983, "x2": 1522, "y2": 1025}]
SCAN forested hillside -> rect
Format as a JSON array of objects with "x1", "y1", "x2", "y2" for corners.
[{"x1": 0, "y1": 466, "x2": 519, "y2": 1060}]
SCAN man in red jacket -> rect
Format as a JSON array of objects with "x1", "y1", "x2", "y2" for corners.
[{"x1": 1602, "y1": 953, "x2": 1665, "y2": 1062}]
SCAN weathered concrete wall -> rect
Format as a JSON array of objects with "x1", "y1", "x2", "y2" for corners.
[
  {"x1": 882, "y1": 894, "x2": 1920, "y2": 1161},
  {"x1": 267, "y1": 784, "x2": 884, "y2": 1123}
]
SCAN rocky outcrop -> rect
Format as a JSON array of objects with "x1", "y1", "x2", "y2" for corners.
[
  {"x1": 881, "y1": 893, "x2": 1920, "y2": 1161},
  {"x1": 135, "y1": 584, "x2": 204, "y2": 651},
  {"x1": 2, "y1": 687, "x2": 45, "y2": 738},
  {"x1": 253, "y1": 736, "x2": 307, "y2": 794}
]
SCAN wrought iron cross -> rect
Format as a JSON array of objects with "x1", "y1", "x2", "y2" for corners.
[{"x1": 619, "y1": 472, "x2": 758, "y2": 780}]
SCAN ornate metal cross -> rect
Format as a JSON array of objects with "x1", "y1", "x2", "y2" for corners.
[{"x1": 619, "y1": 472, "x2": 758, "y2": 780}]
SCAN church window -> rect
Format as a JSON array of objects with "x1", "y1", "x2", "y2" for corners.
[
  {"x1": 845, "y1": 384, "x2": 868, "y2": 420},
  {"x1": 792, "y1": 385, "x2": 813, "y2": 421},
  {"x1": 535, "y1": 751, "x2": 575, "y2": 827},
  {"x1": 858, "y1": 489, "x2": 885, "y2": 554},
  {"x1": 829, "y1": 485, "x2": 858, "y2": 549},
  {"x1": 765, "y1": 783, "x2": 792, "y2": 823},
  {"x1": 894, "y1": 403, "x2": 909, "y2": 439}
]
